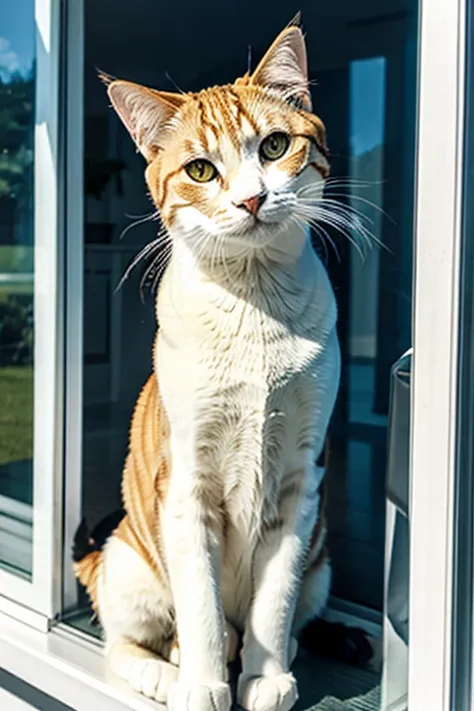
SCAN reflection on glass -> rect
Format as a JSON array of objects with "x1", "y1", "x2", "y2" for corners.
[
  {"x1": 325, "y1": 56, "x2": 389, "y2": 610},
  {"x1": 325, "y1": 28, "x2": 417, "y2": 610},
  {"x1": 0, "y1": 0, "x2": 35, "y2": 578}
]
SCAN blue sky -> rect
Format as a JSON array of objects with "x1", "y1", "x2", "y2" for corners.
[{"x1": 0, "y1": 0, "x2": 35, "y2": 79}]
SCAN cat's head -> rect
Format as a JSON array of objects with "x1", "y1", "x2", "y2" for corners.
[{"x1": 105, "y1": 18, "x2": 328, "y2": 261}]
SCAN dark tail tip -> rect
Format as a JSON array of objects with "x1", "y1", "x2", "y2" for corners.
[
  {"x1": 299, "y1": 618, "x2": 374, "y2": 667},
  {"x1": 90, "y1": 509, "x2": 126, "y2": 549},
  {"x1": 72, "y1": 518, "x2": 98, "y2": 563}
]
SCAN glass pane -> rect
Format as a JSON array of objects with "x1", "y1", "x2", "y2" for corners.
[
  {"x1": 0, "y1": 0, "x2": 35, "y2": 579},
  {"x1": 69, "y1": 2, "x2": 419, "y2": 707}
]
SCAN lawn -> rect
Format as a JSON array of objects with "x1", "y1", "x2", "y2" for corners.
[{"x1": 0, "y1": 365, "x2": 33, "y2": 465}]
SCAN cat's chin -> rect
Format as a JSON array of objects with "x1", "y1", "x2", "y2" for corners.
[
  {"x1": 223, "y1": 230, "x2": 283, "y2": 254},
  {"x1": 225, "y1": 217, "x2": 306, "y2": 253},
  {"x1": 224, "y1": 216, "x2": 291, "y2": 245},
  {"x1": 174, "y1": 217, "x2": 307, "y2": 263}
]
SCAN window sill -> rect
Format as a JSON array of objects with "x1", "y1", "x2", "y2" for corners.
[
  {"x1": 0, "y1": 610, "x2": 165, "y2": 711},
  {"x1": 0, "y1": 598, "x2": 382, "y2": 711}
]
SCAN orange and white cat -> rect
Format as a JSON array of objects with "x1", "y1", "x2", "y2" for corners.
[{"x1": 74, "y1": 18, "x2": 340, "y2": 711}]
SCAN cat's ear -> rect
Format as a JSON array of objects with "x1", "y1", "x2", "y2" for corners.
[
  {"x1": 251, "y1": 17, "x2": 311, "y2": 110},
  {"x1": 103, "y1": 77, "x2": 186, "y2": 162}
]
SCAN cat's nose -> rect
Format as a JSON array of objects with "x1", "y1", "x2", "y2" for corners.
[{"x1": 235, "y1": 192, "x2": 267, "y2": 216}]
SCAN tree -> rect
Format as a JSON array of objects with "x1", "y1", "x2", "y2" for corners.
[{"x1": 0, "y1": 68, "x2": 34, "y2": 208}]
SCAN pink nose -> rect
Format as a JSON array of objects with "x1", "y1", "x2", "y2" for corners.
[{"x1": 237, "y1": 193, "x2": 267, "y2": 216}]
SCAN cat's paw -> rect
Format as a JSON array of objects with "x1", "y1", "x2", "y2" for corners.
[
  {"x1": 128, "y1": 658, "x2": 178, "y2": 703},
  {"x1": 237, "y1": 672, "x2": 298, "y2": 711},
  {"x1": 167, "y1": 680, "x2": 231, "y2": 711}
]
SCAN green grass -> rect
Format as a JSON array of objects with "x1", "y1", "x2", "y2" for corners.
[
  {"x1": 0, "y1": 365, "x2": 33, "y2": 465},
  {"x1": 0, "y1": 245, "x2": 34, "y2": 273},
  {"x1": 0, "y1": 282, "x2": 33, "y2": 298}
]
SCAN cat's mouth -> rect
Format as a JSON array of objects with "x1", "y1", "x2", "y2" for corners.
[
  {"x1": 231, "y1": 217, "x2": 290, "y2": 249},
  {"x1": 242, "y1": 214, "x2": 262, "y2": 230},
  {"x1": 238, "y1": 209, "x2": 287, "y2": 232}
]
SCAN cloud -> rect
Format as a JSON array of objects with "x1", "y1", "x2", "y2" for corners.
[{"x1": 0, "y1": 36, "x2": 21, "y2": 78}]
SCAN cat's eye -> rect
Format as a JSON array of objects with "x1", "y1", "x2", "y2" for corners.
[
  {"x1": 260, "y1": 132, "x2": 290, "y2": 161},
  {"x1": 185, "y1": 159, "x2": 218, "y2": 183}
]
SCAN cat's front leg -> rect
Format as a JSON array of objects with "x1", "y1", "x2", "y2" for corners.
[
  {"x1": 238, "y1": 473, "x2": 320, "y2": 711},
  {"x1": 163, "y1": 448, "x2": 231, "y2": 711}
]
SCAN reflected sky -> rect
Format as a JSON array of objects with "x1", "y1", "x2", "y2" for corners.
[
  {"x1": 0, "y1": 0, "x2": 34, "y2": 79},
  {"x1": 350, "y1": 57, "x2": 386, "y2": 156}
]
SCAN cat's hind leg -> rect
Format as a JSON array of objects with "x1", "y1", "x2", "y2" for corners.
[
  {"x1": 98, "y1": 535, "x2": 178, "y2": 703},
  {"x1": 292, "y1": 551, "x2": 331, "y2": 637}
]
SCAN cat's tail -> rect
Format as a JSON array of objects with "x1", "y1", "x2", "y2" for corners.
[
  {"x1": 73, "y1": 510, "x2": 126, "y2": 615},
  {"x1": 299, "y1": 618, "x2": 374, "y2": 666},
  {"x1": 72, "y1": 518, "x2": 103, "y2": 613}
]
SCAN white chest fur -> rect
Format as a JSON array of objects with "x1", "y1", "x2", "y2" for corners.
[{"x1": 156, "y1": 237, "x2": 340, "y2": 502}]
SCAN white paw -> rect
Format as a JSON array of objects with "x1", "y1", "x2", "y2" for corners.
[
  {"x1": 127, "y1": 658, "x2": 178, "y2": 703},
  {"x1": 237, "y1": 672, "x2": 298, "y2": 711},
  {"x1": 167, "y1": 680, "x2": 231, "y2": 711}
]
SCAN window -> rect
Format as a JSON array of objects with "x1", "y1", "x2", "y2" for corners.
[
  {"x1": 0, "y1": 1, "x2": 467, "y2": 710},
  {"x1": 0, "y1": 0, "x2": 35, "y2": 579},
  {"x1": 64, "y1": 0, "x2": 420, "y2": 702},
  {"x1": 0, "y1": 0, "x2": 62, "y2": 617}
]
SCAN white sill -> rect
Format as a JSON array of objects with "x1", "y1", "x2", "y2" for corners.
[
  {"x1": 0, "y1": 600, "x2": 382, "y2": 711},
  {"x1": 0, "y1": 610, "x2": 165, "y2": 711}
]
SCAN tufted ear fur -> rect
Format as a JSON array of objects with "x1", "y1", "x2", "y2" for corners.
[
  {"x1": 104, "y1": 77, "x2": 186, "y2": 162},
  {"x1": 251, "y1": 16, "x2": 311, "y2": 110}
]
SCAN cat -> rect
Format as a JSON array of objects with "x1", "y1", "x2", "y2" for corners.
[{"x1": 74, "y1": 16, "x2": 343, "y2": 711}]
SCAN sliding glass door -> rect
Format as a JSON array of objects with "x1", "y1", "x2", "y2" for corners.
[
  {"x1": 0, "y1": 0, "x2": 63, "y2": 621},
  {"x1": 61, "y1": 1, "x2": 468, "y2": 708}
]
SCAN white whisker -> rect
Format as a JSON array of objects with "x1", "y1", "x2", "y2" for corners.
[
  {"x1": 119, "y1": 211, "x2": 160, "y2": 241},
  {"x1": 324, "y1": 191, "x2": 396, "y2": 224},
  {"x1": 115, "y1": 228, "x2": 171, "y2": 293},
  {"x1": 139, "y1": 242, "x2": 173, "y2": 300}
]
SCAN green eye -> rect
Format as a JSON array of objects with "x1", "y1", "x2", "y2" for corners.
[
  {"x1": 185, "y1": 159, "x2": 218, "y2": 183},
  {"x1": 260, "y1": 132, "x2": 290, "y2": 161}
]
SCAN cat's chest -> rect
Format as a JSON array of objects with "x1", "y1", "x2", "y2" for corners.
[
  {"x1": 158, "y1": 279, "x2": 330, "y2": 392},
  {"x1": 157, "y1": 284, "x2": 337, "y2": 465},
  {"x1": 158, "y1": 263, "x2": 338, "y2": 436},
  {"x1": 156, "y1": 266, "x2": 339, "y2": 528},
  {"x1": 204, "y1": 307, "x2": 321, "y2": 386}
]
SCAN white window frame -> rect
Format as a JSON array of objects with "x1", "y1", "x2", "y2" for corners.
[
  {"x1": 62, "y1": 0, "x2": 85, "y2": 616},
  {"x1": 409, "y1": 0, "x2": 466, "y2": 709},
  {"x1": 0, "y1": 0, "x2": 63, "y2": 622}
]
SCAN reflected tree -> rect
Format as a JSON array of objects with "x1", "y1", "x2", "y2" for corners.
[{"x1": 0, "y1": 67, "x2": 34, "y2": 209}]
